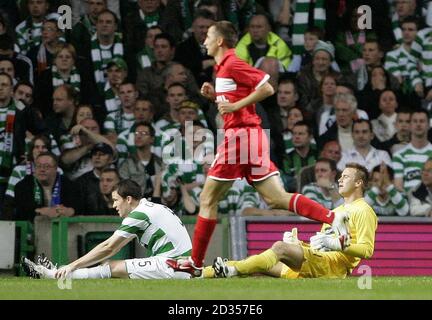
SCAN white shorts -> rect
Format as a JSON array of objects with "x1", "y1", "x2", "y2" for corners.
[{"x1": 125, "y1": 257, "x2": 191, "y2": 280}]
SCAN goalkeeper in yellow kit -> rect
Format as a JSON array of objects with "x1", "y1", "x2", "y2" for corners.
[{"x1": 204, "y1": 163, "x2": 378, "y2": 279}]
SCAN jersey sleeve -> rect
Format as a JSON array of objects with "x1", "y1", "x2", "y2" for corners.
[
  {"x1": 114, "y1": 211, "x2": 150, "y2": 239},
  {"x1": 228, "y1": 57, "x2": 270, "y2": 89}
]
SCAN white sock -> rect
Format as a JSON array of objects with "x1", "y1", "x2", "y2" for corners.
[
  {"x1": 71, "y1": 265, "x2": 112, "y2": 279},
  {"x1": 227, "y1": 266, "x2": 238, "y2": 277}
]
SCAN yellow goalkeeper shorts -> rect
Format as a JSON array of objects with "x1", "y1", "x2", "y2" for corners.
[{"x1": 280, "y1": 245, "x2": 349, "y2": 279}]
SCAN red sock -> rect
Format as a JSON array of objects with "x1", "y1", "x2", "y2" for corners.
[
  {"x1": 289, "y1": 193, "x2": 334, "y2": 224},
  {"x1": 191, "y1": 215, "x2": 217, "y2": 267}
]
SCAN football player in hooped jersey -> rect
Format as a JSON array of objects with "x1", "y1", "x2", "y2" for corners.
[
  {"x1": 22, "y1": 180, "x2": 193, "y2": 280},
  {"x1": 173, "y1": 21, "x2": 351, "y2": 276}
]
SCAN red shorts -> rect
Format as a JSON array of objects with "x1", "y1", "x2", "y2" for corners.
[{"x1": 207, "y1": 127, "x2": 279, "y2": 185}]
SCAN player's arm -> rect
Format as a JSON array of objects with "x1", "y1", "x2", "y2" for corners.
[
  {"x1": 343, "y1": 209, "x2": 377, "y2": 259},
  {"x1": 55, "y1": 234, "x2": 132, "y2": 278},
  {"x1": 217, "y1": 81, "x2": 274, "y2": 114}
]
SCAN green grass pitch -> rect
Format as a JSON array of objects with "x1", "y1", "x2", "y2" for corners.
[{"x1": 1, "y1": 276, "x2": 432, "y2": 300}]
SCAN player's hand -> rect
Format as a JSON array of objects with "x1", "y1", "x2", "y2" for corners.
[
  {"x1": 200, "y1": 82, "x2": 215, "y2": 100},
  {"x1": 283, "y1": 228, "x2": 300, "y2": 244},
  {"x1": 310, "y1": 231, "x2": 350, "y2": 252},
  {"x1": 55, "y1": 265, "x2": 74, "y2": 279},
  {"x1": 217, "y1": 101, "x2": 239, "y2": 115},
  {"x1": 331, "y1": 210, "x2": 350, "y2": 236}
]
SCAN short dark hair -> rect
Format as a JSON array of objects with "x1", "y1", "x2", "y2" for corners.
[
  {"x1": 154, "y1": 32, "x2": 176, "y2": 48},
  {"x1": 134, "y1": 121, "x2": 155, "y2": 137},
  {"x1": 211, "y1": 20, "x2": 238, "y2": 48},
  {"x1": 305, "y1": 26, "x2": 324, "y2": 39},
  {"x1": 0, "y1": 34, "x2": 14, "y2": 51},
  {"x1": 14, "y1": 80, "x2": 33, "y2": 92},
  {"x1": 101, "y1": 167, "x2": 120, "y2": 178},
  {"x1": 97, "y1": 9, "x2": 118, "y2": 25},
  {"x1": 55, "y1": 84, "x2": 79, "y2": 105},
  {"x1": 371, "y1": 164, "x2": 394, "y2": 180},
  {"x1": 352, "y1": 119, "x2": 373, "y2": 133},
  {"x1": 400, "y1": 16, "x2": 420, "y2": 30},
  {"x1": 411, "y1": 109, "x2": 429, "y2": 120},
  {"x1": 316, "y1": 157, "x2": 337, "y2": 172},
  {"x1": 193, "y1": 8, "x2": 216, "y2": 21},
  {"x1": 114, "y1": 179, "x2": 142, "y2": 200},
  {"x1": 293, "y1": 120, "x2": 312, "y2": 136},
  {"x1": 345, "y1": 162, "x2": 369, "y2": 192},
  {"x1": 36, "y1": 151, "x2": 58, "y2": 167}
]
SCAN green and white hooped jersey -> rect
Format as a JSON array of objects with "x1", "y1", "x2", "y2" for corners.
[
  {"x1": 114, "y1": 199, "x2": 192, "y2": 258},
  {"x1": 392, "y1": 142, "x2": 432, "y2": 192}
]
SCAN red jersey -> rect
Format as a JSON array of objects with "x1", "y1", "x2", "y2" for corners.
[{"x1": 214, "y1": 49, "x2": 270, "y2": 129}]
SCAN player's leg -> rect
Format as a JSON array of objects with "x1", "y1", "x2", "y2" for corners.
[
  {"x1": 191, "y1": 178, "x2": 233, "y2": 267},
  {"x1": 109, "y1": 260, "x2": 129, "y2": 278},
  {"x1": 254, "y1": 175, "x2": 336, "y2": 225},
  {"x1": 212, "y1": 242, "x2": 304, "y2": 278},
  {"x1": 127, "y1": 257, "x2": 191, "y2": 279}
]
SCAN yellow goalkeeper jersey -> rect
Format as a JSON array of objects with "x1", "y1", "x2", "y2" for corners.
[{"x1": 321, "y1": 197, "x2": 378, "y2": 273}]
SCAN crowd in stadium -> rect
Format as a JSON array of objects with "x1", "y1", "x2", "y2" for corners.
[{"x1": 1, "y1": 0, "x2": 432, "y2": 222}]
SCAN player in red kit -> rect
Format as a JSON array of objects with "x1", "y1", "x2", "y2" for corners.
[{"x1": 168, "y1": 21, "x2": 350, "y2": 276}]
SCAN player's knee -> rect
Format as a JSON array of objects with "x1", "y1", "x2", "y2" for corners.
[
  {"x1": 272, "y1": 241, "x2": 297, "y2": 258},
  {"x1": 265, "y1": 192, "x2": 289, "y2": 209}
]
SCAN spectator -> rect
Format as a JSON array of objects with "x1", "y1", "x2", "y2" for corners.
[
  {"x1": 318, "y1": 92, "x2": 357, "y2": 152},
  {"x1": 103, "y1": 81, "x2": 137, "y2": 144},
  {"x1": 0, "y1": 33, "x2": 34, "y2": 84},
  {"x1": 281, "y1": 121, "x2": 318, "y2": 191},
  {"x1": 337, "y1": 119, "x2": 392, "y2": 173},
  {"x1": 385, "y1": 16, "x2": 423, "y2": 104},
  {"x1": 297, "y1": 140, "x2": 342, "y2": 191},
  {"x1": 380, "y1": 109, "x2": 412, "y2": 155},
  {"x1": 277, "y1": 79, "x2": 299, "y2": 132},
  {"x1": 101, "y1": 57, "x2": 128, "y2": 115},
  {"x1": 236, "y1": 14, "x2": 292, "y2": 72},
  {"x1": 34, "y1": 43, "x2": 88, "y2": 118},
  {"x1": 124, "y1": 0, "x2": 164, "y2": 57},
  {"x1": 44, "y1": 84, "x2": 78, "y2": 145},
  {"x1": 61, "y1": 118, "x2": 115, "y2": 180},
  {"x1": 87, "y1": 10, "x2": 124, "y2": 95},
  {"x1": 174, "y1": 9, "x2": 215, "y2": 86},
  {"x1": 136, "y1": 33, "x2": 176, "y2": 97},
  {"x1": 14, "y1": 81, "x2": 33, "y2": 107},
  {"x1": 96, "y1": 167, "x2": 120, "y2": 215},
  {"x1": 119, "y1": 122, "x2": 163, "y2": 198},
  {"x1": 392, "y1": 0, "x2": 422, "y2": 43},
  {"x1": 0, "y1": 72, "x2": 45, "y2": 214},
  {"x1": 4, "y1": 152, "x2": 80, "y2": 221},
  {"x1": 27, "y1": 18, "x2": 64, "y2": 78},
  {"x1": 76, "y1": 142, "x2": 115, "y2": 214},
  {"x1": 5, "y1": 134, "x2": 61, "y2": 199},
  {"x1": 408, "y1": 158, "x2": 432, "y2": 217},
  {"x1": 301, "y1": 158, "x2": 342, "y2": 210},
  {"x1": 287, "y1": 26, "x2": 323, "y2": 73},
  {"x1": 365, "y1": 163, "x2": 409, "y2": 216},
  {"x1": 161, "y1": 62, "x2": 200, "y2": 105},
  {"x1": 315, "y1": 73, "x2": 338, "y2": 135},
  {"x1": 135, "y1": 25, "x2": 162, "y2": 71},
  {"x1": 15, "y1": 0, "x2": 50, "y2": 55},
  {"x1": 393, "y1": 109, "x2": 432, "y2": 192},
  {"x1": 334, "y1": 5, "x2": 378, "y2": 73},
  {"x1": 116, "y1": 97, "x2": 155, "y2": 163},
  {"x1": 297, "y1": 40, "x2": 340, "y2": 111},
  {"x1": 70, "y1": 0, "x2": 108, "y2": 59},
  {"x1": 371, "y1": 89, "x2": 399, "y2": 143}
]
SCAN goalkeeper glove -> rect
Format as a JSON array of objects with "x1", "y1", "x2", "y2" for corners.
[
  {"x1": 331, "y1": 210, "x2": 350, "y2": 237},
  {"x1": 310, "y1": 231, "x2": 350, "y2": 252},
  {"x1": 283, "y1": 228, "x2": 300, "y2": 244}
]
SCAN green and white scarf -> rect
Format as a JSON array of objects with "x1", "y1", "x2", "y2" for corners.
[
  {"x1": 139, "y1": 10, "x2": 160, "y2": 28},
  {"x1": 33, "y1": 173, "x2": 61, "y2": 206},
  {"x1": 0, "y1": 100, "x2": 17, "y2": 174},
  {"x1": 52, "y1": 65, "x2": 81, "y2": 93},
  {"x1": 291, "y1": 0, "x2": 326, "y2": 55},
  {"x1": 104, "y1": 81, "x2": 121, "y2": 114},
  {"x1": 82, "y1": 14, "x2": 96, "y2": 36},
  {"x1": 90, "y1": 32, "x2": 124, "y2": 93}
]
